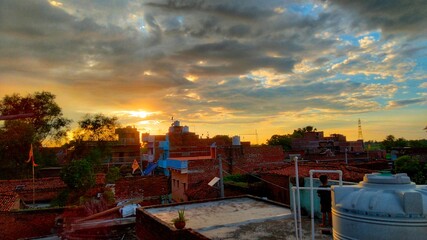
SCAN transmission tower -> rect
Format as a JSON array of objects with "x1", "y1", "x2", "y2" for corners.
[{"x1": 358, "y1": 119, "x2": 363, "y2": 140}]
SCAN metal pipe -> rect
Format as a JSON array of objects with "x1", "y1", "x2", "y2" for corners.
[
  {"x1": 294, "y1": 157, "x2": 303, "y2": 238},
  {"x1": 292, "y1": 187, "x2": 299, "y2": 240},
  {"x1": 218, "y1": 154, "x2": 224, "y2": 198}
]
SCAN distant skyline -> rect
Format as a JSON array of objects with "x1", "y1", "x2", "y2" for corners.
[{"x1": 1, "y1": 0, "x2": 426, "y2": 143}]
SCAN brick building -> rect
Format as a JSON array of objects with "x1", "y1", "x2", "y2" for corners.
[
  {"x1": 291, "y1": 131, "x2": 364, "y2": 155},
  {"x1": 111, "y1": 126, "x2": 141, "y2": 165},
  {"x1": 259, "y1": 161, "x2": 388, "y2": 206},
  {"x1": 144, "y1": 121, "x2": 285, "y2": 201}
]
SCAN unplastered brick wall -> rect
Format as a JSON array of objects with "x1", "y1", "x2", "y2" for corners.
[
  {"x1": 186, "y1": 159, "x2": 219, "y2": 200},
  {"x1": 221, "y1": 145, "x2": 285, "y2": 174},
  {"x1": 0, "y1": 174, "x2": 105, "y2": 202},
  {"x1": 115, "y1": 176, "x2": 170, "y2": 202},
  {"x1": 0, "y1": 208, "x2": 65, "y2": 240},
  {"x1": 188, "y1": 159, "x2": 218, "y2": 185}
]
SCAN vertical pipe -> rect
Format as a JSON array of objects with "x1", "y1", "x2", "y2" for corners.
[
  {"x1": 294, "y1": 156, "x2": 302, "y2": 238},
  {"x1": 310, "y1": 171, "x2": 315, "y2": 240},
  {"x1": 218, "y1": 154, "x2": 224, "y2": 198},
  {"x1": 292, "y1": 187, "x2": 299, "y2": 240}
]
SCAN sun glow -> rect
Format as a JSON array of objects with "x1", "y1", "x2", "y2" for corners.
[
  {"x1": 115, "y1": 110, "x2": 158, "y2": 119},
  {"x1": 48, "y1": 1, "x2": 63, "y2": 7}
]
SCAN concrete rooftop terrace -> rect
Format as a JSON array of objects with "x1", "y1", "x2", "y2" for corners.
[{"x1": 139, "y1": 196, "x2": 332, "y2": 239}]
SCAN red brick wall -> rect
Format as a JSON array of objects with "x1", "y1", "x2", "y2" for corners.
[
  {"x1": 0, "y1": 208, "x2": 64, "y2": 240},
  {"x1": 186, "y1": 159, "x2": 219, "y2": 200},
  {"x1": 220, "y1": 145, "x2": 285, "y2": 174},
  {"x1": 260, "y1": 174, "x2": 291, "y2": 206},
  {"x1": 115, "y1": 176, "x2": 170, "y2": 202}
]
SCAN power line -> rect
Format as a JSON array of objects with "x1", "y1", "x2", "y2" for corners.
[{"x1": 220, "y1": 158, "x2": 287, "y2": 190}]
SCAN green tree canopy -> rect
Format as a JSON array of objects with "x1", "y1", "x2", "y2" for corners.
[
  {"x1": 267, "y1": 134, "x2": 293, "y2": 151},
  {"x1": 291, "y1": 125, "x2": 317, "y2": 138},
  {"x1": 0, "y1": 91, "x2": 71, "y2": 143},
  {"x1": 60, "y1": 159, "x2": 95, "y2": 191},
  {"x1": 73, "y1": 114, "x2": 119, "y2": 142},
  {"x1": 394, "y1": 155, "x2": 425, "y2": 184},
  {"x1": 0, "y1": 92, "x2": 70, "y2": 178},
  {"x1": 267, "y1": 126, "x2": 317, "y2": 150},
  {"x1": 381, "y1": 135, "x2": 408, "y2": 151},
  {"x1": 69, "y1": 113, "x2": 120, "y2": 166}
]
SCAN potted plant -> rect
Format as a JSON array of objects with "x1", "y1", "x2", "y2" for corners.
[{"x1": 172, "y1": 209, "x2": 186, "y2": 229}]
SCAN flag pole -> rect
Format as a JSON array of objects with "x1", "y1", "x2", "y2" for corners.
[{"x1": 32, "y1": 162, "x2": 35, "y2": 205}]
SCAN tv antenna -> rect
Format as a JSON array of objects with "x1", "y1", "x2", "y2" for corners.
[{"x1": 239, "y1": 129, "x2": 259, "y2": 145}]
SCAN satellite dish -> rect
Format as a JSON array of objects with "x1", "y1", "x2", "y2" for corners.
[{"x1": 208, "y1": 177, "x2": 220, "y2": 187}]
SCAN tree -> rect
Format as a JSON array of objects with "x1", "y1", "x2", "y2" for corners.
[
  {"x1": 0, "y1": 92, "x2": 71, "y2": 178},
  {"x1": 394, "y1": 155, "x2": 425, "y2": 184},
  {"x1": 0, "y1": 91, "x2": 71, "y2": 143},
  {"x1": 73, "y1": 114, "x2": 119, "y2": 142},
  {"x1": 381, "y1": 135, "x2": 408, "y2": 151},
  {"x1": 292, "y1": 125, "x2": 316, "y2": 138},
  {"x1": 60, "y1": 159, "x2": 95, "y2": 191},
  {"x1": 267, "y1": 126, "x2": 317, "y2": 150},
  {"x1": 267, "y1": 134, "x2": 293, "y2": 151},
  {"x1": 0, "y1": 121, "x2": 35, "y2": 178},
  {"x1": 69, "y1": 114, "x2": 120, "y2": 166}
]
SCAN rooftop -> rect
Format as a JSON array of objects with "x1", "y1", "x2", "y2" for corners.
[{"x1": 140, "y1": 196, "x2": 331, "y2": 239}]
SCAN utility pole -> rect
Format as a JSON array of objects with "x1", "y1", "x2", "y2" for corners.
[{"x1": 218, "y1": 154, "x2": 224, "y2": 198}]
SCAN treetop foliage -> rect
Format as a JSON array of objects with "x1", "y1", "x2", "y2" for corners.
[
  {"x1": 0, "y1": 91, "x2": 71, "y2": 143},
  {"x1": 73, "y1": 113, "x2": 119, "y2": 142}
]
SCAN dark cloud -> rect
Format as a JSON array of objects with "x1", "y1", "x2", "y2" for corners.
[
  {"x1": 145, "y1": 0, "x2": 283, "y2": 21},
  {"x1": 327, "y1": 0, "x2": 427, "y2": 36},
  {"x1": 387, "y1": 98, "x2": 427, "y2": 108}
]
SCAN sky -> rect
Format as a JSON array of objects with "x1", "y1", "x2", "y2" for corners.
[{"x1": 0, "y1": 0, "x2": 426, "y2": 144}]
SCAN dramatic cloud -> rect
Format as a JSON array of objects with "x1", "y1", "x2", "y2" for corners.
[{"x1": 0, "y1": 0, "x2": 426, "y2": 141}]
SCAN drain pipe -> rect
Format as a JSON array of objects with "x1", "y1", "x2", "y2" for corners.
[
  {"x1": 309, "y1": 170, "x2": 343, "y2": 240},
  {"x1": 292, "y1": 187, "x2": 299, "y2": 240},
  {"x1": 294, "y1": 157, "x2": 303, "y2": 239}
]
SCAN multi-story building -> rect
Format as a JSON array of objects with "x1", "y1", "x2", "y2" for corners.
[
  {"x1": 291, "y1": 131, "x2": 364, "y2": 155},
  {"x1": 110, "y1": 126, "x2": 141, "y2": 165},
  {"x1": 142, "y1": 121, "x2": 285, "y2": 201}
]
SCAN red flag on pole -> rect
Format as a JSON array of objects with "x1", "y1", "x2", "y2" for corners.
[
  {"x1": 26, "y1": 144, "x2": 38, "y2": 167},
  {"x1": 132, "y1": 159, "x2": 140, "y2": 174}
]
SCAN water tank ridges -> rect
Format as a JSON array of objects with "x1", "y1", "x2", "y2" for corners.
[{"x1": 332, "y1": 173, "x2": 427, "y2": 240}]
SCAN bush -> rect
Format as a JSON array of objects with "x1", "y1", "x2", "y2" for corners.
[
  {"x1": 60, "y1": 159, "x2": 95, "y2": 191},
  {"x1": 51, "y1": 189, "x2": 70, "y2": 207},
  {"x1": 106, "y1": 166, "x2": 121, "y2": 184}
]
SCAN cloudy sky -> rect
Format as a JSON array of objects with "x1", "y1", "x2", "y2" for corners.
[{"x1": 1, "y1": 0, "x2": 426, "y2": 143}]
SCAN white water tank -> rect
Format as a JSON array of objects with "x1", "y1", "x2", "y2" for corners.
[
  {"x1": 232, "y1": 136, "x2": 241, "y2": 145},
  {"x1": 183, "y1": 126, "x2": 189, "y2": 133},
  {"x1": 332, "y1": 173, "x2": 427, "y2": 240}
]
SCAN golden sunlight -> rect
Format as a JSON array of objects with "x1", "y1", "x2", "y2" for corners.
[
  {"x1": 185, "y1": 74, "x2": 198, "y2": 82},
  {"x1": 48, "y1": 0, "x2": 63, "y2": 7}
]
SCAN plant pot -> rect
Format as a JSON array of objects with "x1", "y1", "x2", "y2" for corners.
[{"x1": 174, "y1": 221, "x2": 186, "y2": 229}]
